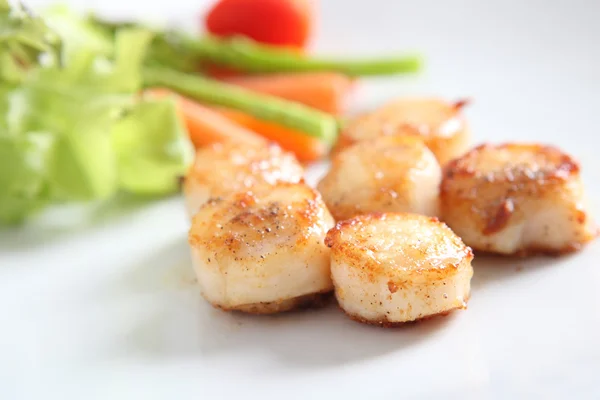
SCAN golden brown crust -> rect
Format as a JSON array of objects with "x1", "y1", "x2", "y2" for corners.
[
  {"x1": 320, "y1": 135, "x2": 440, "y2": 222},
  {"x1": 452, "y1": 98, "x2": 471, "y2": 111},
  {"x1": 334, "y1": 97, "x2": 470, "y2": 165},
  {"x1": 331, "y1": 132, "x2": 358, "y2": 156},
  {"x1": 441, "y1": 142, "x2": 596, "y2": 255},
  {"x1": 210, "y1": 291, "x2": 333, "y2": 315},
  {"x1": 482, "y1": 198, "x2": 515, "y2": 235},
  {"x1": 325, "y1": 212, "x2": 394, "y2": 248},
  {"x1": 339, "y1": 295, "x2": 469, "y2": 327},
  {"x1": 325, "y1": 213, "x2": 474, "y2": 282},
  {"x1": 442, "y1": 143, "x2": 580, "y2": 190},
  {"x1": 190, "y1": 183, "x2": 330, "y2": 254},
  {"x1": 440, "y1": 143, "x2": 583, "y2": 229},
  {"x1": 184, "y1": 141, "x2": 303, "y2": 199}
]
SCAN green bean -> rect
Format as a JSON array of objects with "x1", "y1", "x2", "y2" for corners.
[
  {"x1": 143, "y1": 66, "x2": 339, "y2": 144},
  {"x1": 175, "y1": 34, "x2": 422, "y2": 77}
]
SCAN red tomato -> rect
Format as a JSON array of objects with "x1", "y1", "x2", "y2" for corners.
[{"x1": 204, "y1": 0, "x2": 314, "y2": 49}]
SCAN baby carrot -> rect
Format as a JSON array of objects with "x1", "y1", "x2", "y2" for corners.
[
  {"x1": 223, "y1": 72, "x2": 354, "y2": 115},
  {"x1": 210, "y1": 106, "x2": 329, "y2": 162},
  {"x1": 144, "y1": 88, "x2": 266, "y2": 148}
]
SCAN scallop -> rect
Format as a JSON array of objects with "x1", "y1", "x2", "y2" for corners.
[
  {"x1": 317, "y1": 136, "x2": 441, "y2": 221},
  {"x1": 336, "y1": 97, "x2": 470, "y2": 165},
  {"x1": 441, "y1": 143, "x2": 598, "y2": 255},
  {"x1": 188, "y1": 182, "x2": 335, "y2": 314},
  {"x1": 325, "y1": 213, "x2": 473, "y2": 326},
  {"x1": 183, "y1": 141, "x2": 304, "y2": 218}
]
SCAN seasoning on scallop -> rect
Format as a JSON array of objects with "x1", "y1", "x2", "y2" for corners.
[
  {"x1": 317, "y1": 135, "x2": 441, "y2": 221},
  {"x1": 325, "y1": 213, "x2": 474, "y2": 326},
  {"x1": 188, "y1": 182, "x2": 335, "y2": 314},
  {"x1": 440, "y1": 143, "x2": 598, "y2": 255},
  {"x1": 183, "y1": 141, "x2": 304, "y2": 219},
  {"x1": 336, "y1": 97, "x2": 470, "y2": 165}
]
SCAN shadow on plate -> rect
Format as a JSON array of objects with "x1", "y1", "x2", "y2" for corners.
[
  {"x1": 122, "y1": 300, "x2": 458, "y2": 370},
  {"x1": 470, "y1": 252, "x2": 576, "y2": 290},
  {"x1": 106, "y1": 233, "x2": 594, "y2": 369},
  {"x1": 108, "y1": 238, "x2": 458, "y2": 369},
  {"x1": 0, "y1": 194, "x2": 165, "y2": 253},
  {"x1": 115, "y1": 235, "x2": 196, "y2": 294}
]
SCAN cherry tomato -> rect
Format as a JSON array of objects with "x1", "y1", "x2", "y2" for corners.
[{"x1": 205, "y1": 0, "x2": 314, "y2": 49}]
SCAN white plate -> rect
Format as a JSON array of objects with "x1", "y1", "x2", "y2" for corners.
[{"x1": 2, "y1": 1, "x2": 600, "y2": 399}]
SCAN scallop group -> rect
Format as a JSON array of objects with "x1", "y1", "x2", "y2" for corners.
[{"x1": 184, "y1": 95, "x2": 597, "y2": 329}]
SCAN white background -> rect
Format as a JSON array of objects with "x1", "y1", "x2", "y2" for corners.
[{"x1": 1, "y1": 1, "x2": 600, "y2": 399}]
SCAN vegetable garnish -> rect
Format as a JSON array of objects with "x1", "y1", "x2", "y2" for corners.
[
  {"x1": 88, "y1": 16, "x2": 423, "y2": 78},
  {"x1": 205, "y1": 0, "x2": 314, "y2": 49},
  {"x1": 0, "y1": 4, "x2": 193, "y2": 224},
  {"x1": 174, "y1": 33, "x2": 423, "y2": 77},
  {"x1": 222, "y1": 72, "x2": 353, "y2": 115},
  {"x1": 0, "y1": 1, "x2": 423, "y2": 224},
  {"x1": 146, "y1": 88, "x2": 328, "y2": 162},
  {"x1": 143, "y1": 66, "x2": 339, "y2": 145},
  {"x1": 211, "y1": 107, "x2": 329, "y2": 163},
  {"x1": 145, "y1": 88, "x2": 266, "y2": 149},
  {"x1": 0, "y1": 0, "x2": 62, "y2": 82},
  {"x1": 112, "y1": 98, "x2": 194, "y2": 195}
]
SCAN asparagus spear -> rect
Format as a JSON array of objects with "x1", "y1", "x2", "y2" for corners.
[
  {"x1": 175, "y1": 34, "x2": 423, "y2": 77},
  {"x1": 90, "y1": 16, "x2": 423, "y2": 77},
  {"x1": 143, "y1": 66, "x2": 339, "y2": 145}
]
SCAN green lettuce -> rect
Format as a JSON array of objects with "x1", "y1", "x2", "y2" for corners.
[
  {"x1": 112, "y1": 98, "x2": 194, "y2": 195},
  {"x1": 0, "y1": 0, "x2": 62, "y2": 82},
  {"x1": 0, "y1": 132, "x2": 54, "y2": 224},
  {"x1": 42, "y1": 5, "x2": 111, "y2": 60},
  {"x1": 9, "y1": 27, "x2": 153, "y2": 200},
  {"x1": 0, "y1": 9, "x2": 192, "y2": 224}
]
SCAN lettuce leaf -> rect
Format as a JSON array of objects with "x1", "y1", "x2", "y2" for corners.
[
  {"x1": 46, "y1": 100, "x2": 121, "y2": 200},
  {"x1": 42, "y1": 5, "x2": 111, "y2": 60},
  {"x1": 0, "y1": 0, "x2": 62, "y2": 82},
  {"x1": 8, "y1": 27, "x2": 153, "y2": 201},
  {"x1": 0, "y1": 132, "x2": 54, "y2": 224},
  {"x1": 0, "y1": 17, "x2": 192, "y2": 224},
  {"x1": 112, "y1": 98, "x2": 194, "y2": 195}
]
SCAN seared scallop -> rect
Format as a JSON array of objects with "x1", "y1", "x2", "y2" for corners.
[
  {"x1": 317, "y1": 136, "x2": 441, "y2": 221},
  {"x1": 188, "y1": 182, "x2": 335, "y2": 314},
  {"x1": 183, "y1": 141, "x2": 304, "y2": 218},
  {"x1": 441, "y1": 143, "x2": 598, "y2": 255},
  {"x1": 336, "y1": 97, "x2": 470, "y2": 165},
  {"x1": 326, "y1": 213, "x2": 473, "y2": 326}
]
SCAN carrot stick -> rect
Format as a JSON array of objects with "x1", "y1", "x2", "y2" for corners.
[
  {"x1": 145, "y1": 88, "x2": 328, "y2": 162},
  {"x1": 144, "y1": 67, "x2": 338, "y2": 144},
  {"x1": 222, "y1": 72, "x2": 354, "y2": 115},
  {"x1": 144, "y1": 88, "x2": 266, "y2": 148},
  {"x1": 209, "y1": 107, "x2": 329, "y2": 162}
]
